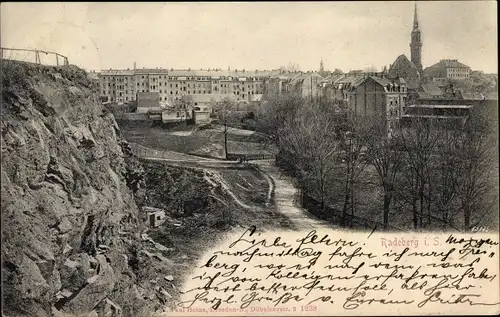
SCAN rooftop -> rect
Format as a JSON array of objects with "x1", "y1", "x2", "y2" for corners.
[
  {"x1": 426, "y1": 59, "x2": 471, "y2": 70},
  {"x1": 401, "y1": 114, "x2": 468, "y2": 119},
  {"x1": 407, "y1": 104, "x2": 473, "y2": 109},
  {"x1": 99, "y1": 68, "x2": 278, "y2": 78},
  {"x1": 420, "y1": 83, "x2": 444, "y2": 96}
]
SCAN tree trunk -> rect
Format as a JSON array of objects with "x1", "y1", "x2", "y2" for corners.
[
  {"x1": 342, "y1": 193, "x2": 349, "y2": 227},
  {"x1": 224, "y1": 124, "x2": 228, "y2": 159},
  {"x1": 383, "y1": 186, "x2": 391, "y2": 230},
  {"x1": 320, "y1": 163, "x2": 325, "y2": 212},
  {"x1": 350, "y1": 175, "x2": 355, "y2": 227},
  {"x1": 464, "y1": 203, "x2": 471, "y2": 230},
  {"x1": 412, "y1": 198, "x2": 418, "y2": 229},
  {"x1": 342, "y1": 161, "x2": 350, "y2": 227},
  {"x1": 427, "y1": 180, "x2": 432, "y2": 226},
  {"x1": 419, "y1": 181, "x2": 424, "y2": 228}
]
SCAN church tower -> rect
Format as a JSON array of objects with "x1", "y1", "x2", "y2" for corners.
[{"x1": 410, "y1": 2, "x2": 423, "y2": 73}]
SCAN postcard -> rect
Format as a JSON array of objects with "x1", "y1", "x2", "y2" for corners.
[{"x1": 1, "y1": 2, "x2": 498, "y2": 316}]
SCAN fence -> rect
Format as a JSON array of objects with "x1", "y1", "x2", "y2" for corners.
[
  {"x1": 1, "y1": 47, "x2": 69, "y2": 66},
  {"x1": 129, "y1": 141, "x2": 275, "y2": 162},
  {"x1": 129, "y1": 142, "x2": 171, "y2": 159},
  {"x1": 226, "y1": 153, "x2": 275, "y2": 161},
  {"x1": 276, "y1": 152, "x2": 401, "y2": 231},
  {"x1": 301, "y1": 191, "x2": 401, "y2": 231}
]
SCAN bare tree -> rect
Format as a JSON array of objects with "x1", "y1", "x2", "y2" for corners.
[
  {"x1": 364, "y1": 119, "x2": 405, "y2": 229},
  {"x1": 338, "y1": 114, "x2": 369, "y2": 226},
  {"x1": 279, "y1": 101, "x2": 339, "y2": 211},
  {"x1": 363, "y1": 66, "x2": 379, "y2": 73},
  {"x1": 213, "y1": 98, "x2": 237, "y2": 159},
  {"x1": 455, "y1": 111, "x2": 494, "y2": 230},
  {"x1": 287, "y1": 62, "x2": 301, "y2": 72},
  {"x1": 255, "y1": 95, "x2": 304, "y2": 148},
  {"x1": 398, "y1": 116, "x2": 440, "y2": 229},
  {"x1": 395, "y1": 110, "x2": 495, "y2": 231},
  {"x1": 431, "y1": 127, "x2": 463, "y2": 230}
]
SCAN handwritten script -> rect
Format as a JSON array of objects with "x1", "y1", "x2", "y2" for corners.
[{"x1": 172, "y1": 227, "x2": 500, "y2": 315}]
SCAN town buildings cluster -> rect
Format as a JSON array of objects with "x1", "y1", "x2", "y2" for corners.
[{"x1": 95, "y1": 3, "x2": 495, "y2": 131}]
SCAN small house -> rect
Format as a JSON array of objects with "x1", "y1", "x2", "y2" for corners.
[
  {"x1": 161, "y1": 109, "x2": 192, "y2": 124},
  {"x1": 143, "y1": 206, "x2": 167, "y2": 228}
]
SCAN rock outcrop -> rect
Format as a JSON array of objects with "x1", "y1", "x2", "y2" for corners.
[{"x1": 1, "y1": 61, "x2": 159, "y2": 316}]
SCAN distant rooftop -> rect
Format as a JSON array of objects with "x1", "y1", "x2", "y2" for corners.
[
  {"x1": 426, "y1": 59, "x2": 471, "y2": 70},
  {"x1": 98, "y1": 68, "x2": 278, "y2": 78}
]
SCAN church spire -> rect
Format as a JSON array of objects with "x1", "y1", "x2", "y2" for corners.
[
  {"x1": 410, "y1": 1, "x2": 423, "y2": 74},
  {"x1": 413, "y1": 2, "x2": 419, "y2": 29}
]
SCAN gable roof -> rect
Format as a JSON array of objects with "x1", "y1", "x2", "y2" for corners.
[
  {"x1": 420, "y1": 83, "x2": 444, "y2": 96},
  {"x1": 334, "y1": 75, "x2": 365, "y2": 86},
  {"x1": 390, "y1": 54, "x2": 418, "y2": 70},
  {"x1": 369, "y1": 76, "x2": 391, "y2": 87},
  {"x1": 438, "y1": 59, "x2": 470, "y2": 69},
  {"x1": 424, "y1": 59, "x2": 471, "y2": 73}
]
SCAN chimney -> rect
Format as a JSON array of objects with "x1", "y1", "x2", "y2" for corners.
[{"x1": 134, "y1": 62, "x2": 136, "y2": 70}]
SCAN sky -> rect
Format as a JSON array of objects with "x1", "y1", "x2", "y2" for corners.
[{"x1": 1, "y1": 1, "x2": 497, "y2": 73}]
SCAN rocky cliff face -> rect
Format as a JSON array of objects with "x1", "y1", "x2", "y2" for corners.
[{"x1": 1, "y1": 61, "x2": 160, "y2": 317}]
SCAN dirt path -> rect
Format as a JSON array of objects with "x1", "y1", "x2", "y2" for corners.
[
  {"x1": 255, "y1": 160, "x2": 336, "y2": 230},
  {"x1": 133, "y1": 140, "x2": 333, "y2": 229}
]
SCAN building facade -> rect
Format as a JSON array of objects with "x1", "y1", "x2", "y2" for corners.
[
  {"x1": 98, "y1": 68, "x2": 270, "y2": 106},
  {"x1": 423, "y1": 59, "x2": 471, "y2": 81},
  {"x1": 347, "y1": 76, "x2": 408, "y2": 136}
]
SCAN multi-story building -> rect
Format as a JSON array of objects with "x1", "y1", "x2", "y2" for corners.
[
  {"x1": 330, "y1": 74, "x2": 365, "y2": 105},
  {"x1": 98, "y1": 68, "x2": 271, "y2": 106},
  {"x1": 286, "y1": 72, "x2": 326, "y2": 100},
  {"x1": 265, "y1": 74, "x2": 292, "y2": 97},
  {"x1": 423, "y1": 59, "x2": 471, "y2": 81},
  {"x1": 346, "y1": 76, "x2": 408, "y2": 136},
  {"x1": 264, "y1": 72, "x2": 328, "y2": 100}
]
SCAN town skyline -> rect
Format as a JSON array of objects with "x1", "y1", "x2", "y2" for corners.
[{"x1": 1, "y1": 1, "x2": 497, "y2": 73}]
